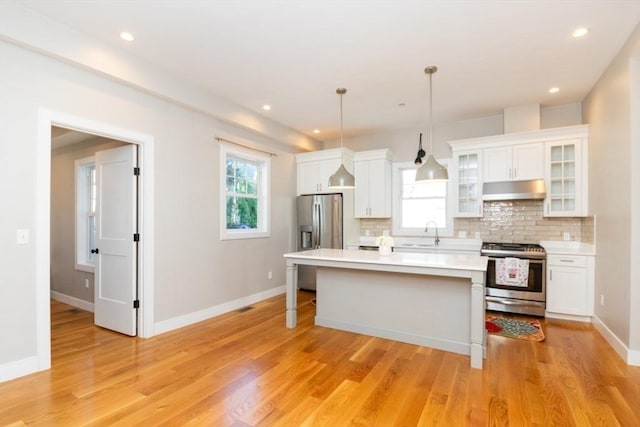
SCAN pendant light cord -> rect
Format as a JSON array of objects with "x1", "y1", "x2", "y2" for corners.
[
  {"x1": 340, "y1": 91, "x2": 344, "y2": 150},
  {"x1": 337, "y1": 87, "x2": 347, "y2": 155},
  {"x1": 428, "y1": 70, "x2": 433, "y2": 156}
]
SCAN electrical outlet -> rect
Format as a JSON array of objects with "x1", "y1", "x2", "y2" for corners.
[
  {"x1": 458, "y1": 231, "x2": 467, "y2": 239},
  {"x1": 474, "y1": 232, "x2": 481, "y2": 239},
  {"x1": 563, "y1": 232, "x2": 571, "y2": 241},
  {"x1": 85, "y1": 278, "x2": 90, "y2": 289},
  {"x1": 268, "y1": 271, "x2": 273, "y2": 280},
  {"x1": 600, "y1": 294, "x2": 605, "y2": 306}
]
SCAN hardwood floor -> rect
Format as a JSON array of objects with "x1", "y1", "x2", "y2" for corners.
[{"x1": 1, "y1": 292, "x2": 639, "y2": 426}]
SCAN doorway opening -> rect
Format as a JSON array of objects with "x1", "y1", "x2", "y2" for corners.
[{"x1": 50, "y1": 127, "x2": 137, "y2": 335}]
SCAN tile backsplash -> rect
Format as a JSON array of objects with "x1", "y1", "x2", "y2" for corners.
[{"x1": 360, "y1": 200, "x2": 595, "y2": 244}]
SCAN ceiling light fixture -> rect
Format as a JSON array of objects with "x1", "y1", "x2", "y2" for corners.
[
  {"x1": 549, "y1": 87, "x2": 560, "y2": 94},
  {"x1": 120, "y1": 32, "x2": 135, "y2": 42},
  {"x1": 262, "y1": 104, "x2": 271, "y2": 111},
  {"x1": 328, "y1": 88, "x2": 355, "y2": 189},
  {"x1": 572, "y1": 27, "x2": 588, "y2": 38},
  {"x1": 313, "y1": 129, "x2": 320, "y2": 134},
  {"x1": 415, "y1": 66, "x2": 448, "y2": 182}
]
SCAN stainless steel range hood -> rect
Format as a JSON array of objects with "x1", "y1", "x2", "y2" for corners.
[{"x1": 482, "y1": 179, "x2": 546, "y2": 201}]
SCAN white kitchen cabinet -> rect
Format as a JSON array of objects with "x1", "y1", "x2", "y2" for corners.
[
  {"x1": 483, "y1": 142, "x2": 544, "y2": 182},
  {"x1": 546, "y1": 254, "x2": 594, "y2": 321},
  {"x1": 544, "y1": 137, "x2": 588, "y2": 217},
  {"x1": 452, "y1": 149, "x2": 483, "y2": 217},
  {"x1": 353, "y1": 149, "x2": 392, "y2": 218},
  {"x1": 296, "y1": 148, "x2": 353, "y2": 195}
]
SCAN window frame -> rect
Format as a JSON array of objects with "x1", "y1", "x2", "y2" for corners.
[
  {"x1": 219, "y1": 142, "x2": 271, "y2": 240},
  {"x1": 391, "y1": 160, "x2": 454, "y2": 237},
  {"x1": 75, "y1": 156, "x2": 96, "y2": 272}
]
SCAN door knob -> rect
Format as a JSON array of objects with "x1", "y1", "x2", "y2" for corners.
[{"x1": 91, "y1": 248, "x2": 99, "y2": 254}]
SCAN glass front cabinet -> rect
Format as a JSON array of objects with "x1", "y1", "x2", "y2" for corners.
[
  {"x1": 544, "y1": 138, "x2": 588, "y2": 217},
  {"x1": 453, "y1": 150, "x2": 483, "y2": 217}
]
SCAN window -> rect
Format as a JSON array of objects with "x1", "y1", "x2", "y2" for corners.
[
  {"x1": 392, "y1": 161, "x2": 454, "y2": 237},
  {"x1": 75, "y1": 156, "x2": 96, "y2": 272},
  {"x1": 220, "y1": 143, "x2": 270, "y2": 240}
]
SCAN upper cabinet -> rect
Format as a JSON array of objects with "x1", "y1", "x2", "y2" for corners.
[
  {"x1": 296, "y1": 148, "x2": 353, "y2": 195},
  {"x1": 452, "y1": 149, "x2": 483, "y2": 217},
  {"x1": 353, "y1": 149, "x2": 392, "y2": 218},
  {"x1": 544, "y1": 135, "x2": 588, "y2": 217},
  {"x1": 449, "y1": 125, "x2": 589, "y2": 217},
  {"x1": 483, "y1": 142, "x2": 544, "y2": 182}
]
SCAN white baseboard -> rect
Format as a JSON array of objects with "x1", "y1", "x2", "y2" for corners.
[
  {"x1": 51, "y1": 290, "x2": 94, "y2": 312},
  {"x1": 154, "y1": 285, "x2": 286, "y2": 335},
  {"x1": 545, "y1": 311, "x2": 592, "y2": 322},
  {"x1": 315, "y1": 316, "x2": 471, "y2": 356},
  {"x1": 592, "y1": 315, "x2": 640, "y2": 366},
  {"x1": 0, "y1": 356, "x2": 39, "y2": 383}
]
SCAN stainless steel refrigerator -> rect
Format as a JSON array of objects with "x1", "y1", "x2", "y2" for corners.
[{"x1": 296, "y1": 193, "x2": 343, "y2": 290}]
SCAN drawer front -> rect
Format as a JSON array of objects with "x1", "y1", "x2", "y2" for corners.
[{"x1": 548, "y1": 254, "x2": 586, "y2": 267}]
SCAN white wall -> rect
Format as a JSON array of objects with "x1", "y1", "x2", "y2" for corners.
[
  {"x1": 583, "y1": 22, "x2": 640, "y2": 358},
  {"x1": 0, "y1": 39, "x2": 299, "y2": 377}
]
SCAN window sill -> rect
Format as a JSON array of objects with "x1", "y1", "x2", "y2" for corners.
[{"x1": 220, "y1": 230, "x2": 270, "y2": 241}]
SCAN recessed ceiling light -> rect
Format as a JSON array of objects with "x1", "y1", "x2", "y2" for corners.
[
  {"x1": 572, "y1": 27, "x2": 588, "y2": 38},
  {"x1": 313, "y1": 129, "x2": 320, "y2": 134},
  {"x1": 262, "y1": 104, "x2": 271, "y2": 111},
  {"x1": 549, "y1": 87, "x2": 560, "y2": 94},
  {"x1": 120, "y1": 32, "x2": 135, "y2": 42}
]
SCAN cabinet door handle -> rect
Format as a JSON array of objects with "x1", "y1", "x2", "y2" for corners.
[
  {"x1": 550, "y1": 269, "x2": 552, "y2": 280},
  {"x1": 513, "y1": 168, "x2": 517, "y2": 178},
  {"x1": 559, "y1": 259, "x2": 574, "y2": 263}
]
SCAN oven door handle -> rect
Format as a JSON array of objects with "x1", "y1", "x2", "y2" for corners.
[{"x1": 487, "y1": 256, "x2": 545, "y2": 264}]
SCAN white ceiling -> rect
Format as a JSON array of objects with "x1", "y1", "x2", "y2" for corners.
[{"x1": 15, "y1": 0, "x2": 640, "y2": 141}]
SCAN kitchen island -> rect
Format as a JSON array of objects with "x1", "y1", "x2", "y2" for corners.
[{"x1": 283, "y1": 248, "x2": 488, "y2": 369}]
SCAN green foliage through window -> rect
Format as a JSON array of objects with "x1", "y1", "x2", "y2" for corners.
[{"x1": 226, "y1": 156, "x2": 259, "y2": 229}]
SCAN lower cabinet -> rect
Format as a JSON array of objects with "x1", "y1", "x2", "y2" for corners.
[{"x1": 546, "y1": 254, "x2": 594, "y2": 321}]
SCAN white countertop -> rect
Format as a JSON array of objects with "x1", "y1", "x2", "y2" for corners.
[
  {"x1": 284, "y1": 248, "x2": 488, "y2": 272},
  {"x1": 350, "y1": 237, "x2": 483, "y2": 252},
  {"x1": 540, "y1": 240, "x2": 596, "y2": 256}
]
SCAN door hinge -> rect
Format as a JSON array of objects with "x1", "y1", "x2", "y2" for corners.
[
  {"x1": 133, "y1": 300, "x2": 140, "y2": 309},
  {"x1": 133, "y1": 233, "x2": 140, "y2": 242},
  {"x1": 134, "y1": 167, "x2": 140, "y2": 176}
]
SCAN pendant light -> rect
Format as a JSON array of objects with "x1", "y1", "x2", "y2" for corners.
[
  {"x1": 415, "y1": 66, "x2": 448, "y2": 182},
  {"x1": 414, "y1": 133, "x2": 425, "y2": 165},
  {"x1": 328, "y1": 88, "x2": 355, "y2": 189}
]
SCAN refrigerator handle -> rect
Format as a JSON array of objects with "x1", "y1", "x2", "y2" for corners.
[{"x1": 314, "y1": 201, "x2": 322, "y2": 248}]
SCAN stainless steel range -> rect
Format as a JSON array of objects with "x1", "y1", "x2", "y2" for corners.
[{"x1": 481, "y1": 242, "x2": 546, "y2": 316}]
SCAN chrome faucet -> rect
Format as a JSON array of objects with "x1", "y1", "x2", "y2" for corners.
[{"x1": 425, "y1": 221, "x2": 440, "y2": 246}]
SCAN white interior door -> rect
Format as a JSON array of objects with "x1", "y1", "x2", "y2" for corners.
[{"x1": 94, "y1": 145, "x2": 138, "y2": 336}]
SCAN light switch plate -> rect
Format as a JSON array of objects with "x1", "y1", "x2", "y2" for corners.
[
  {"x1": 563, "y1": 232, "x2": 571, "y2": 241},
  {"x1": 16, "y1": 229, "x2": 29, "y2": 244}
]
